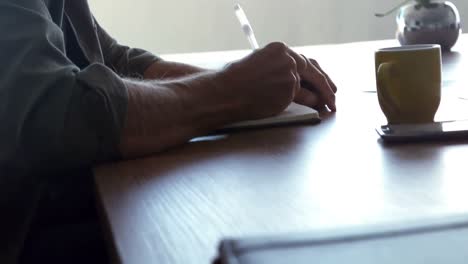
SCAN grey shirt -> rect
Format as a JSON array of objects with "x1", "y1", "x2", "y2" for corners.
[{"x1": 0, "y1": 0, "x2": 160, "y2": 262}]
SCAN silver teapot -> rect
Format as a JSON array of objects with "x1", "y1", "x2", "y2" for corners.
[{"x1": 377, "y1": 0, "x2": 461, "y2": 51}]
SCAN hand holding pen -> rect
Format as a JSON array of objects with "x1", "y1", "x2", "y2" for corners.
[{"x1": 233, "y1": 4, "x2": 337, "y2": 111}]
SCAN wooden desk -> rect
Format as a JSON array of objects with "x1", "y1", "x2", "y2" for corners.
[{"x1": 95, "y1": 36, "x2": 468, "y2": 264}]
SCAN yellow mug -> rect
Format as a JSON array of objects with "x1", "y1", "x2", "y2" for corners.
[{"x1": 375, "y1": 45, "x2": 442, "y2": 124}]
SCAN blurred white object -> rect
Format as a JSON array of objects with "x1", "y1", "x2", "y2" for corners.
[{"x1": 234, "y1": 4, "x2": 260, "y2": 50}]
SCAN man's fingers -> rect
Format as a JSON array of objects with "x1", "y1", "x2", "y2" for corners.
[
  {"x1": 294, "y1": 71, "x2": 301, "y2": 96},
  {"x1": 308, "y1": 57, "x2": 338, "y2": 93},
  {"x1": 263, "y1": 43, "x2": 335, "y2": 111},
  {"x1": 285, "y1": 53, "x2": 302, "y2": 96},
  {"x1": 263, "y1": 42, "x2": 307, "y2": 74},
  {"x1": 294, "y1": 88, "x2": 320, "y2": 109},
  {"x1": 286, "y1": 47, "x2": 308, "y2": 74},
  {"x1": 301, "y1": 59, "x2": 336, "y2": 111}
]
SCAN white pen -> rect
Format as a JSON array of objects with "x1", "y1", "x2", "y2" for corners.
[{"x1": 234, "y1": 4, "x2": 259, "y2": 50}]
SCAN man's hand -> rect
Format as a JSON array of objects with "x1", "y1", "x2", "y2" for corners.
[
  {"x1": 217, "y1": 42, "x2": 302, "y2": 120},
  {"x1": 217, "y1": 42, "x2": 336, "y2": 122}
]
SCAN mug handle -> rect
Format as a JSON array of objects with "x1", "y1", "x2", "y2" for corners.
[{"x1": 377, "y1": 62, "x2": 400, "y2": 115}]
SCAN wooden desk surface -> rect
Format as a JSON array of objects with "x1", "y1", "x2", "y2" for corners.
[{"x1": 95, "y1": 36, "x2": 468, "y2": 264}]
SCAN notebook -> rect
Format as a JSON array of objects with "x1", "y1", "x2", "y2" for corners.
[{"x1": 219, "y1": 102, "x2": 320, "y2": 132}]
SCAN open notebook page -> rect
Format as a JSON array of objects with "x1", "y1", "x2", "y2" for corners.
[{"x1": 221, "y1": 102, "x2": 320, "y2": 130}]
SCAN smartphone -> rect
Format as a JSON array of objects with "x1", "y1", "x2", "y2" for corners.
[{"x1": 376, "y1": 120, "x2": 468, "y2": 142}]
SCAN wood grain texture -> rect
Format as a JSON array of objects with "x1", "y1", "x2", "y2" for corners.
[{"x1": 95, "y1": 36, "x2": 468, "y2": 264}]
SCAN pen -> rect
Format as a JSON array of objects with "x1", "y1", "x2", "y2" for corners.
[{"x1": 234, "y1": 4, "x2": 259, "y2": 50}]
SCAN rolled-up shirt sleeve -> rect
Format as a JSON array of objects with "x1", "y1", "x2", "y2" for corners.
[
  {"x1": 95, "y1": 19, "x2": 161, "y2": 78},
  {"x1": 0, "y1": 1, "x2": 127, "y2": 173}
]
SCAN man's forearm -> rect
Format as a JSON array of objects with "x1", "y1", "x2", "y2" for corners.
[
  {"x1": 119, "y1": 71, "x2": 242, "y2": 158},
  {"x1": 144, "y1": 60, "x2": 208, "y2": 80},
  {"x1": 119, "y1": 42, "x2": 338, "y2": 159}
]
